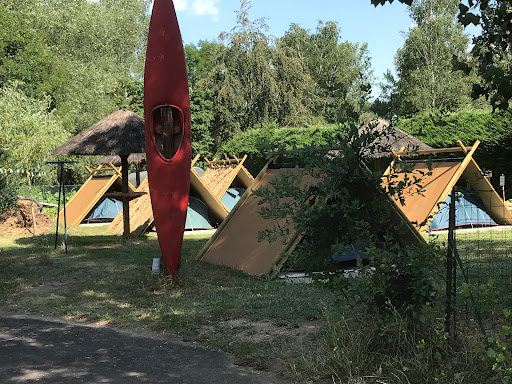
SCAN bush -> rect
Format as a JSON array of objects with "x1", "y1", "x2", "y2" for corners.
[
  {"x1": 219, "y1": 123, "x2": 348, "y2": 175},
  {"x1": 396, "y1": 108, "x2": 512, "y2": 197},
  {"x1": 255, "y1": 126, "x2": 444, "y2": 326},
  {"x1": 0, "y1": 173, "x2": 18, "y2": 214}
]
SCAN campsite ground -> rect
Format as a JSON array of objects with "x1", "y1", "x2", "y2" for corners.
[{"x1": 0, "y1": 226, "x2": 337, "y2": 383}]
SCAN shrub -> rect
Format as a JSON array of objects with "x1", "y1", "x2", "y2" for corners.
[
  {"x1": 0, "y1": 173, "x2": 18, "y2": 214},
  {"x1": 219, "y1": 123, "x2": 348, "y2": 175},
  {"x1": 396, "y1": 108, "x2": 512, "y2": 198}
]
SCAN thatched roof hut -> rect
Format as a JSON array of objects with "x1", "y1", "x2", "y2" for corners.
[
  {"x1": 52, "y1": 109, "x2": 145, "y2": 243},
  {"x1": 52, "y1": 109, "x2": 144, "y2": 156},
  {"x1": 359, "y1": 119, "x2": 432, "y2": 158}
]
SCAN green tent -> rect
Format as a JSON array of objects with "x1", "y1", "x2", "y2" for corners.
[{"x1": 185, "y1": 196, "x2": 213, "y2": 230}]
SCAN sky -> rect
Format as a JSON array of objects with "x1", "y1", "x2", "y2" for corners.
[{"x1": 152, "y1": 0, "x2": 480, "y2": 98}]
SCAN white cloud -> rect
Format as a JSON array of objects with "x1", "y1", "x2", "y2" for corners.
[
  {"x1": 149, "y1": 0, "x2": 219, "y2": 20},
  {"x1": 191, "y1": 0, "x2": 219, "y2": 16},
  {"x1": 174, "y1": 0, "x2": 189, "y2": 11}
]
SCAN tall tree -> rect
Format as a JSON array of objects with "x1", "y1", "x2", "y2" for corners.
[
  {"x1": 0, "y1": 5, "x2": 67, "y2": 107},
  {"x1": 2, "y1": 0, "x2": 150, "y2": 132},
  {"x1": 279, "y1": 22, "x2": 373, "y2": 123},
  {"x1": 380, "y1": 0, "x2": 475, "y2": 117},
  {"x1": 185, "y1": 41, "x2": 223, "y2": 157},
  {"x1": 199, "y1": 0, "x2": 279, "y2": 147},
  {"x1": 0, "y1": 83, "x2": 69, "y2": 178},
  {"x1": 372, "y1": 0, "x2": 512, "y2": 110}
]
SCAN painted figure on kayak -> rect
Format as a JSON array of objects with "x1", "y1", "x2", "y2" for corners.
[{"x1": 144, "y1": 0, "x2": 192, "y2": 276}]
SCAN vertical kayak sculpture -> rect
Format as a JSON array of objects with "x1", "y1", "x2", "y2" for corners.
[{"x1": 144, "y1": 0, "x2": 191, "y2": 275}]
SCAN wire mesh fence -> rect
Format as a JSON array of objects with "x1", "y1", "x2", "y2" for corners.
[{"x1": 430, "y1": 186, "x2": 512, "y2": 334}]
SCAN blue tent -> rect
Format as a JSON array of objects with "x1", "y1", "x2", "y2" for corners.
[
  {"x1": 221, "y1": 188, "x2": 245, "y2": 211},
  {"x1": 428, "y1": 188, "x2": 497, "y2": 231},
  {"x1": 86, "y1": 198, "x2": 123, "y2": 222},
  {"x1": 185, "y1": 196, "x2": 213, "y2": 230}
]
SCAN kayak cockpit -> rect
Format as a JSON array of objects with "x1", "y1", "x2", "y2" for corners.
[{"x1": 152, "y1": 105, "x2": 183, "y2": 160}]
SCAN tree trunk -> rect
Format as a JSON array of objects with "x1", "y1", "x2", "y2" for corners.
[{"x1": 26, "y1": 170, "x2": 37, "y2": 236}]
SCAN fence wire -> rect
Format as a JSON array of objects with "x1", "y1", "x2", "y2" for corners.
[{"x1": 428, "y1": 187, "x2": 512, "y2": 332}]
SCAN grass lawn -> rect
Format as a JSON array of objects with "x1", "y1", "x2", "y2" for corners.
[
  {"x1": 0, "y1": 225, "x2": 336, "y2": 381},
  {"x1": 426, "y1": 227, "x2": 512, "y2": 322}
]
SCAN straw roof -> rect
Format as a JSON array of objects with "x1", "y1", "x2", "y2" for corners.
[
  {"x1": 96, "y1": 153, "x2": 146, "y2": 165},
  {"x1": 52, "y1": 109, "x2": 145, "y2": 156},
  {"x1": 359, "y1": 119, "x2": 432, "y2": 158}
]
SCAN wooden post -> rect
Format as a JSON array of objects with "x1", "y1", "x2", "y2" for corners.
[
  {"x1": 26, "y1": 170, "x2": 37, "y2": 236},
  {"x1": 121, "y1": 154, "x2": 131, "y2": 245},
  {"x1": 135, "y1": 163, "x2": 141, "y2": 187}
]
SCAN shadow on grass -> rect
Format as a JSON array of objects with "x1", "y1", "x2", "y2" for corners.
[{"x1": 1, "y1": 228, "x2": 332, "y2": 373}]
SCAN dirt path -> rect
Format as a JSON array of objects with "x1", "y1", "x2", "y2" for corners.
[{"x1": 0, "y1": 312, "x2": 283, "y2": 384}]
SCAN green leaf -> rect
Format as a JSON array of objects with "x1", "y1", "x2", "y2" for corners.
[{"x1": 488, "y1": 348, "x2": 497, "y2": 358}]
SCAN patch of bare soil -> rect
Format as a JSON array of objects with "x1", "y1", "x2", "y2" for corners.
[
  {"x1": 200, "y1": 318, "x2": 326, "y2": 380},
  {"x1": 0, "y1": 200, "x2": 52, "y2": 235},
  {"x1": 215, "y1": 318, "x2": 322, "y2": 344}
]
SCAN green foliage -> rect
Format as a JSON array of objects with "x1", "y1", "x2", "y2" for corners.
[
  {"x1": 2, "y1": 0, "x2": 150, "y2": 132},
  {"x1": 0, "y1": 5, "x2": 67, "y2": 104},
  {"x1": 0, "y1": 173, "x2": 17, "y2": 214},
  {"x1": 279, "y1": 21, "x2": 373, "y2": 122},
  {"x1": 196, "y1": 1, "x2": 372, "y2": 149},
  {"x1": 475, "y1": 306, "x2": 512, "y2": 384},
  {"x1": 199, "y1": 0, "x2": 280, "y2": 147},
  {"x1": 0, "y1": 83, "x2": 69, "y2": 179},
  {"x1": 396, "y1": 108, "x2": 512, "y2": 197},
  {"x1": 396, "y1": 109, "x2": 508, "y2": 148},
  {"x1": 464, "y1": 1, "x2": 512, "y2": 110},
  {"x1": 219, "y1": 124, "x2": 347, "y2": 174},
  {"x1": 375, "y1": 0, "x2": 476, "y2": 117},
  {"x1": 254, "y1": 127, "x2": 444, "y2": 325},
  {"x1": 372, "y1": 0, "x2": 512, "y2": 110}
]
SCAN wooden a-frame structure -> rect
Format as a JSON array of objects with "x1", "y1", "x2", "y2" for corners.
[
  {"x1": 382, "y1": 140, "x2": 512, "y2": 232},
  {"x1": 197, "y1": 156, "x2": 424, "y2": 277},
  {"x1": 58, "y1": 163, "x2": 136, "y2": 226},
  {"x1": 107, "y1": 154, "x2": 254, "y2": 236}
]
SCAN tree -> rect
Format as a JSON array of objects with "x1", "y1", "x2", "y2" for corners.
[
  {"x1": 0, "y1": 5, "x2": 67, "y2": 106},
  {"x1": 185, "y1": 41, "x2": 223, "y2": 157},
  {"x1": 0, "y1": 83, "x2": 69, "y2": 174},
  {"x1": 377, "y1": 0, "x2": 475, "y2": 117},
  {"x1": 254, "y1": 129, "x2": 442, "y2": 323},
  {"x1": 2, "y1": 0, "x2": 150, "y2": 132},
  {"x1": 372, "y1": 0, "x2": 512, "y2": 110},
  {"x1": 0, "y1": 82, "x2": 70, "y2": 232},
  {"x1": 199, "y1": 0, "x2": 279, "y2": 147},
  {"x1": 279, "y1": 22, "x2": 373, "y2": 122}
]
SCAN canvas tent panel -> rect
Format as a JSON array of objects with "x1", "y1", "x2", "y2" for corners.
[
  {"x1": 235, "y1": 166, "x2": 255, "y2": 187},
  {"x1": 185, "y1": 197, "x2": 213, "y2": 230},
  {"x1": 86, "y1": 197, "x2": 123, "y2": 222},
  {"x1": 428, "y1": 189, "x2": 497, "y2": 231},
  {"x1": 384, "y1": 161, "x2": 460, "y2": 230},
  {"x1": 462, "y1": 160, "x2": 512, "y2": 225},
  {"x1": 59, "y1": 175, "x2": 119, "y2": 226},
  {"x1": 221, "y1": 188, "x2": 245, "y2": 211},
  {"x1": 200, "y1": 168, "x2": 306, "y2": 276}
]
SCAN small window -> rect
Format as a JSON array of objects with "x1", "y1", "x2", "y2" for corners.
[{"x1": 152, "y1": 106, "x2": 183, "y2": 160}]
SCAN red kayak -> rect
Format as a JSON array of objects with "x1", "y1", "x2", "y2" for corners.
[{"x1": 144, "y1": 0, "x2": 191, "y2": 275}]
